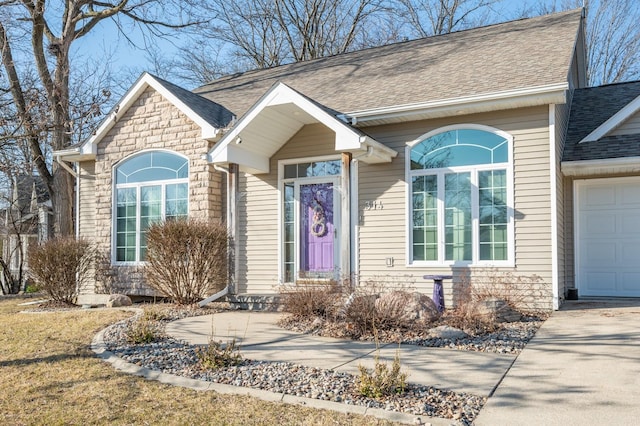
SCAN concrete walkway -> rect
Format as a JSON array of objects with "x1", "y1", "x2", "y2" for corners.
[
  {"x1": 166, "y1": 312, "x2": 516, "y2": 398},
  {"x1": 166, "y1": 299, "x2": 640, "y2": 425}
]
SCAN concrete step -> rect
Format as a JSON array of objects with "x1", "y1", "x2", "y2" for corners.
[{"x1": 226, "y1": 293, "x2": 283, "y2": 311}]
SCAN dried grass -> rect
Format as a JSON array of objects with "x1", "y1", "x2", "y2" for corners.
[
  {"x1": 279, "y1": 279, "x2": 344, "y2": 320},
  {"x1": 0, "y1": 296, "x2": 393, "y2": 425}
]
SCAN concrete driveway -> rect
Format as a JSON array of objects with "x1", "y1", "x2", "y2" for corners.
[{"x1": 475, "y1": 299, "x2": 640, "y2": 425}]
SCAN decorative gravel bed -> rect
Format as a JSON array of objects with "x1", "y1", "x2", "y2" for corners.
[
  {"x1": 101, "y1": 307, "x2": 547, "y2": 425},
  {"x1": 279, "y1": 315, "x2": 546, "y2": 355}
]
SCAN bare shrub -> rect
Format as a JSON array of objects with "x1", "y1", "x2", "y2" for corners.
[
  {"x1": 445, "y1": 269, "x2": 547, "y2": 334},
  {"x1": 145, "y1": 219, "x2": 228, "y2": 305},
  {"x1": 345, "y1": 293, "x2": 378, "y2": 335},
  {"x1": 280, "y1": 279, "x2": 344, "y2": 319},
  {"x1": 344, "y1": 278, "x2": 421, "y2": 335},
  {"x1": 444, "y1": 292, "x2": 500, "y2": 335},
  {"x1": 28, "y1": 237, "x2": 94, "y2": 304},
  {"x1": 125, "y1": 315, "x2": 164, "y2": 344},
  {"x1": 196, "y1": 337, "x2": 243, "y2": 370},
  {"x1": 357, "y1": 346, "x2": 407, "y2": 399},
  {"x1": 464, "y1": 268, "x2": 547, "y2": 313}
]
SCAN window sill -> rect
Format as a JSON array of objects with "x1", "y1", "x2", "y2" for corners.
[
  {"x1": 406, "y1": 260, "x2": 515, "y2": 268},
  {"x1": 113, "y1": 261, "x2": 148, "y2": 267}
]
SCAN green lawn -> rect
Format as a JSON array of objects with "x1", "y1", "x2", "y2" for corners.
[{"x1": 0, "y1": 297, "x2": 393, "y2": 425}]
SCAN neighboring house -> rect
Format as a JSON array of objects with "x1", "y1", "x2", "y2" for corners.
[
  {"x1": 0, "y1": 174, "x2": 52, "y2": 290},
  {"x1": 56, "y1": 9, "x2": 607, "y2": 310}
]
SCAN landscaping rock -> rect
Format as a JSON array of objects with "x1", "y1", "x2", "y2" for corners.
[
  {"x1": 428, "y1": 325, "x2": 468, "y2": 340},
  {"x1": 107, "y1": 294, "x2": 132, "y2": 308},
  {"x1": 375, "y1": 291, "x2": 440, "y2": 325},
  {"x1": 474, "y1": 298, "x2": 522, "y2": 323}
]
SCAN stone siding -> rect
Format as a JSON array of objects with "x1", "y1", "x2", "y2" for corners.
[{"x1": 92, "y1": 87, "x2": 223, "y2": 296}]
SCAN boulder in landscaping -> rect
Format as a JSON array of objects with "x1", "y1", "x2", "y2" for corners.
[
  {"x1": 474, "y1": 297, "x2": 522, "y2": 322},
  {"x1": 106, "y1": 294, "x2": 132, "y2": 308},
  {"x1": 375, "y1": 291, "x2": 440, "y2": 325},
  {"x1": 428, "y1": 325, "x2": 468, "y2": 340}
]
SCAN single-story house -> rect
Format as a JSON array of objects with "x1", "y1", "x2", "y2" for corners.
[{"x1": 56, "y1": 8, "x2": 640, "y2": 310}]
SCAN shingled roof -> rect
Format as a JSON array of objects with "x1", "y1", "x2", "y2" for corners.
[
  {"x1": 195, "y1": 9, "x2": 583, "y2": 121},
  {"x1": 563, "y1": 81, "x2": 640, "y2": 162},
  {"x1": 150, "y1": 74, "x2": 234, "y2": 129}
]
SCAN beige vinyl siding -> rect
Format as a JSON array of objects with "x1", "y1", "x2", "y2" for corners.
[
  {"x1": 568, "y1": 24, "x2": 587, "y2": 90},
  {"x1": 77, "y1": 161, "x2": 96, "y2": 296},
  {"x1": 78, "y1": 161, "x2": 96, "y2": 239},
  {"x1": 237, "y1": 123, "x2": 337, "y2": 294},
  {"x1": 359, "y1": 106, "x2": 554, "y2": 309},
  {"x1": 611, "y1": 110, "x2": 640, "y2": 136}
]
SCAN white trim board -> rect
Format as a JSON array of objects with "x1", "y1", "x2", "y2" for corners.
[
  {"x1": 579, "y1": 94, "x2": 640, "y2": 143},
  {"x1": 56, "y1": 73, "x2": 223, "y2": 162},
  {"x1": 549, "y1": 104, "x2": 560, "y2": 310},
  {"x1": 208, "y1": 82, "x2": 396, "y2": 174}
]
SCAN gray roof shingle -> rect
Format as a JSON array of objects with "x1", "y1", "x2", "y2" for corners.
[
  {"x1": 563, "y1": 81, "x2": 640, "y2": 162},
  {"x1": 194, "y1": 9, "x2": 583, "y2": 119},
  {"x1": 149, "y1": 73, "x2": 234, "y2": 128}
]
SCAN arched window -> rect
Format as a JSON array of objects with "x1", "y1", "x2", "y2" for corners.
[
  {"x1": 408, "y1": 127, "x2": 513, "y2": 264},
  {"x1": 114, "y1": 151, "x2": 189, "y2": 263}
]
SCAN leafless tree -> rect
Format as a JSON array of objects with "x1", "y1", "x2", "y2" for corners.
[
  {"x1": 582, "y1": 0, "x2": 640, "y2": 85},
  {"x1": 0, "y1": 1, "x2": 203, "y2": 237},
  {"x1": 176, "y1": 0, "x2": 395, "y2": 84},
  {"x1": 515, "y1": 0, "x2": 640, "y2": 85},
  {"x1": 394, "y1": 0, "x2": 502, "y2": 37}
]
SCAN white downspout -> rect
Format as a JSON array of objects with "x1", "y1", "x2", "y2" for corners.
[
  {"x1": 199, "y1": 163, "x2": 231, "y2": 306},
  {"x1": 54, "y1": 155, "x2": 78, "y2": 238}
]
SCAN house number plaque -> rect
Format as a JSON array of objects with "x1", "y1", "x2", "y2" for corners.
[{"x1": 363, "y1": 200, "x2": 384, "y2": 210}]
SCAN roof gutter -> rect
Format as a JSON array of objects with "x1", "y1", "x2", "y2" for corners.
[
  {"x1": 55, "y1": 154, "x2": 77, "y2": 178},
  {"x1": 561, "y1": 156, "x2": 640, "y2": 177},
  {"x1": 345, "y1": 83, "x2": 569, "y2": 125}
]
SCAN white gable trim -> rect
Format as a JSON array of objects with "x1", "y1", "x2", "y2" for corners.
[
  {"x1": 61, "y1": 73, "x2": 221, "y2": 161},
  {"x1": 208, "y1": 82, "x2": 396, "y2": 174},
  {"x1": 579, "y1": 94, "x2": 640, "y2": 143}
]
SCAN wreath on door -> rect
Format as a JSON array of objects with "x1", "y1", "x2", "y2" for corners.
[{"x1": 310, "y1": 204, "x2": 327, "y2": 237}]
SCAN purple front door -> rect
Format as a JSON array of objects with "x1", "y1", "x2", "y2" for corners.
[{"x1": 300, "y1": 182, "x2": 335, "y2": 278}]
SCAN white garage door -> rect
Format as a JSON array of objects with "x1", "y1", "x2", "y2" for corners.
[{"x1": 577, "y1": 177, "x2": 640, "y2": 297}]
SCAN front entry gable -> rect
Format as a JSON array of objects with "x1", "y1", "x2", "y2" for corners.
[{"x1": 207, "y1": 82, "x2": 397, "y2": 174}]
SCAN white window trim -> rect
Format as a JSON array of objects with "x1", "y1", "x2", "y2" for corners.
[
  {"x1": 405, "y1": 124, "x2": 515, "y2": 267},
  {"x1": 277, "y1": 155, "x2": 342, "y2": 284},
  {"x1": 111, "y1": 150, "x2": 190, "y2": 265}
]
